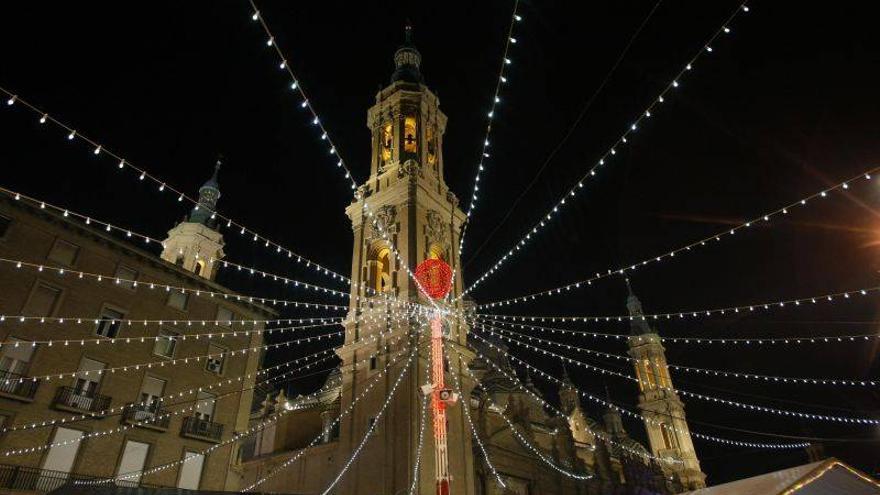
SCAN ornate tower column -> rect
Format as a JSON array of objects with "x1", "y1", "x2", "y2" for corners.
[
  {"x1": 625, "y1": 280, "x2": 707, "y2": 490},
  {"x1": 160, "y1": 158, "x2": 225, "y2": 280},
  {"x1": 335, "y1": 27, "x2": 475, "y2": 495}
]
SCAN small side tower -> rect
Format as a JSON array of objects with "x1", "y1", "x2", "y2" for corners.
[
  {"x1": 625, "y1": 279, "x2": 706, "y2": 490},
  {"x1": 161, "y1": 158, "x2": 225, "y2": 280}
]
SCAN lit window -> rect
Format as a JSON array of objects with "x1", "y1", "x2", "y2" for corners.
[
  {"x1": 114, "y1": 265, "x2": 138, "y2": 290},
  {"x1": 153, "y1": 329, "x2": 178, "y2": 358},
  {"x1": 23, "y1": 282, "x2": 62, "y2": 316},
  {"x1": 167, "y1": 291, "x2": 189, "y2": 311},
  {"x1": 95, "y1": 307, "x2": 125, "y2": 338},
  {"x1": 47, "y1": 239, "x2": 79, "y2": 267},
  {"x1": 381, "y1": 123, "x2": 393, "y2": 163},
  {"x1": 404, "y1": 116, "x2": 417, "y2": 153}
]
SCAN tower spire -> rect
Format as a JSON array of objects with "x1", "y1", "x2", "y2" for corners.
[
  {"x1": 625, "y1": 277, "x2": 652, "y2": 335},
  {"x1": 188, "y1": 155, "x2": 222, "y2": 227},
  {"x1": 391, "y1": 24, "x2": 423, "y2": 83}
]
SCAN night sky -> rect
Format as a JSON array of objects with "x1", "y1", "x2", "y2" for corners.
[{"x1": 1, "y1": 0, "x2": 879, "y2": 485}]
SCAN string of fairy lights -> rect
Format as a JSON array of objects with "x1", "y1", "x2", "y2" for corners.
[
  {"x1": 1, "y1": 319, "x2": 411, "y2": 435},
  {"x1": 446, "y1": 342, "x2": 684, "y2": 465},
  {"x1": 470, "y1": 325, "x2": 880, "y2": 425},
  {"x1": 478, "y1": 316, "x2": 880, "y2": 346},
  {"x1": 1, "y1": 0, "x2": 876, "y2": 488},
  {"x1": 458, "y1": 0, "x2": 522, "y2": 254},
  {"x1": 0, "y1": 87, "x2": 351, "y2": 288},
  {"x1": 477, "y1": 320, "x2": 878, "y2": 387},
  {"x1": 463, "y1": 1, "x2": 753, "y2": 297},
  {"x1": 476, "y1": 166, "x2": 880, "y2": 308},
  {"x1": 100, "y1": 341, "x2": 419, "y2": 486},
  {"x1": 460, "y1": 333, "x2": 812, "y2": 450},
  {"x1": 243, "y1": 343, "x2": 418, "y2": 492},
  {"x1": 0, "y1": 255, "x2": 435, "y2": 315},
  {"x1": 247, "y1": 0, "x2": 358, "y2": 192}
]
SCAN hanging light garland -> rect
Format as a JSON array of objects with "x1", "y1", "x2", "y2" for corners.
[
  {"x1": 451, "y1": 348, "x2": 593, "y2": 480},
  {"x1": 0, "y1": 87, "x2": 350, "y2": 287},
  {"x1": 476, "y1": 167, "x2": 880, "y2": 307},
  {"x1": 0, "y1": 256, "x2": 426, "y2": 312},
  {"x1": 463, "y1": 2, "x2": 753, "y2": 297},
  {"x1": 247, "y1": 0, "x2": 358, "y2": 192},
  {"x1": 469, "y1": 327, "x2": 880, "y2": 425},
  {"x1": 1, "y1": 318, "x2": 412, "y2": 435},
  {"x1": 461, "y1": 333, "x2": 811, "y2": 450},
  {"x1": 459, "y1": 0, "x2": 522, "y2": 253},
  {"x1": 91, "y1": 341, "x2": 418, "y2": 485},
  {"x1": 243, "y1": 344, "x2": 418, "y2": 492},
  {"x1": 479, "y1": 321, "x2": 878, "y2": 387},
  {"x1": 447, "y1": 342, "x2": 684, "y2": 464},
  {"x1": 477, "y1": 316, "x2": 880, "y2": 347}
]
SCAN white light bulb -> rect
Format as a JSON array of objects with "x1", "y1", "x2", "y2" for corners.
[
  {"x1": 67, "y1": 130, "x2": 76, "y2": 140},
  {"x1": 291, "y1": 81, "x2": 298, "y2": 90},
  {"x1": 251, "y1": 11, "x2": 259, "y2": 21},
  {"x1": 504, "y1": 58, "x2": 511, "y2": 65},
  {"x1": 266, "y1": 37, "x2": 274, "y2": 46},
  {"x1": 6, "y1": 96, "x2": 16, "y2": 105},
  {"x1": 40, "y1": 114, "x2": 48, "y2": 124}
]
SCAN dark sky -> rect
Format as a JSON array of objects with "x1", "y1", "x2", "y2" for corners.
[{"x1": 1, "y1": 0, "x2": 879, "y2": 485}]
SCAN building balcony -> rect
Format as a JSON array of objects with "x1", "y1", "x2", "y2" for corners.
[
  {"x1": 0, "y1": 371, "x2": 40, "y2": 402},
  {"x1": 180, "y1": 416, "x2": 223, "y2": 443},
  {"x1": 122, "y1": 402, "x2": 171, "y2": 431},
  {"x1": 0, "y1": 463, "x2": 156, "y2": 493},
  {"x1": 51, "y1": 386, "x2": 111, "y2": 416}
]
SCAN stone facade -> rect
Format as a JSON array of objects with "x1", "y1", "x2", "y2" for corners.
[{"x1": 0, "y1": 168, "x2": 274, "y2": 492}]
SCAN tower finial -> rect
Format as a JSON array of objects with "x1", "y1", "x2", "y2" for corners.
[
  {"x1": 625, "y1": 277, "x2": 652, "y2": 335},
  {"x1": 391, "y1": 23, "x2": 423, "y2": 83}
]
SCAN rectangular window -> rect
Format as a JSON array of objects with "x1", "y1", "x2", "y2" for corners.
[
  {"x1": 23, "y1": 282, "x2": 62, "y2": 316},
  {"x1": 117, "y1": 440, "x2": 150, "y2": 485},
  {"x1": 0, "y1": 338, "x2": 35, "y2": 377},
  {"x1": 42, "y1": 427, "x2": 84, "y2": 475},
  {"x1": 95, "y1": 307, "x2": 125, "y2": 338},
  {"x1": 177, "y1": 451, "x2": 205, "y2": 490},
  {"x1": 167, "y1": 291, "x2": 188, "y2": 311},
  {"x1": 216, "y1": 306, "x2": 233, "y2": 326},
  {"x1": 369, "y1": 356, "x2": 377, "y2": 370},
  {"x1": 194, "y1": 391, "x2": 216, "y2": 421},
  {"x1": 205, "y1": 344, "x2": 225, "y2": 374},
  {"x1": 153, "y1": 329, "x2": 178, "y2": 358},
  {"x1": 114, "y1": 265, "x2": 138, "y2": 290},
  {"x1": 139, "y1": 376, "x2": 166, "y2": 407},
  {"x1": 0, "y1": 214, "x2": 10, "y2": 238},
  {"x1": 47, "y1": 239, "x2": 80, "y2": 267}
]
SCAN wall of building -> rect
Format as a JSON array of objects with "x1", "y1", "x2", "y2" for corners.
[{"x1": 0, "y1": 198, "x2": 271, "y2": 492}]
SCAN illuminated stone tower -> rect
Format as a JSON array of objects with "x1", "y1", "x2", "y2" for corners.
[
  {"x1": 625, "y1": 280, "x2": 706, "y2": 490},
  {"x1": 335, "y1": 26, "x2": 476, "y2": 495},
  {"x1": 160, "y1": 158, "x2": 225, "y2": 280}
]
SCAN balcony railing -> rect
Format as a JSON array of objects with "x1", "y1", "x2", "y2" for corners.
[
  {"x1": 0, "y1": 463, "x2": 155, "y2": 493},
  {"x1": 0, "y1": 371, "x2": 40, "y2": 401},
  {"x1": 52, "y1": 386, "x2": 111, "y2": 415},
  {"x1": 180, "y1": 416, "x2": 223, "y2": 442},
  {"x1": 122, "y1": 402, "x2": 171, "y2": 430}
]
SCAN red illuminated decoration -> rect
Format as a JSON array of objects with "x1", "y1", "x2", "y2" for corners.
[{"x1": 415, "y1": 258, "x2": 453, "y2": 299}]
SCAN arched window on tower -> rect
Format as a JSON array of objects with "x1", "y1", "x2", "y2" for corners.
[
  {"x1": 660, "y1": 423, "x2": 677, "y2": 450},
  {"x1": 193, "y1": 260, "x2": 205, "y2": 276},
  {"x1": 367, "y1": 246, "x2": 393, "y2": 295},
  {"x1": 381, "y1": 123, "x2": 393, "y2": 163},
  {"x1": 643, "y1": 359, "x2": 656, "y2": 389},
  {"x1": 426, "y1": 126, "x2": 437, "y2": 168},
  {"x1": 404, "y1": 116, "x2": 418, "y2": 154}
]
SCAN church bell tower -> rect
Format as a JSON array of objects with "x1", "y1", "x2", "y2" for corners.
[
  {"x1": 160, "y1": 158, "x2": 225, "y2": 280},
  {"x1": 334, "y1": 27, "x2": 476, "y2": 495},
  {"x1": 625, "y1": 280, "x2": 706, "y2": 490}
]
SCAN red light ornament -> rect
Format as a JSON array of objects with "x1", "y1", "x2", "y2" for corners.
[{"x1": 415, "y1": 258, "x2": 453, "y2": 299}]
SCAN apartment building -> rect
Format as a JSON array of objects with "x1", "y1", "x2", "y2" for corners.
[{"x1": 0, "y1": 165, "x2": 275, "y2": 492}]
